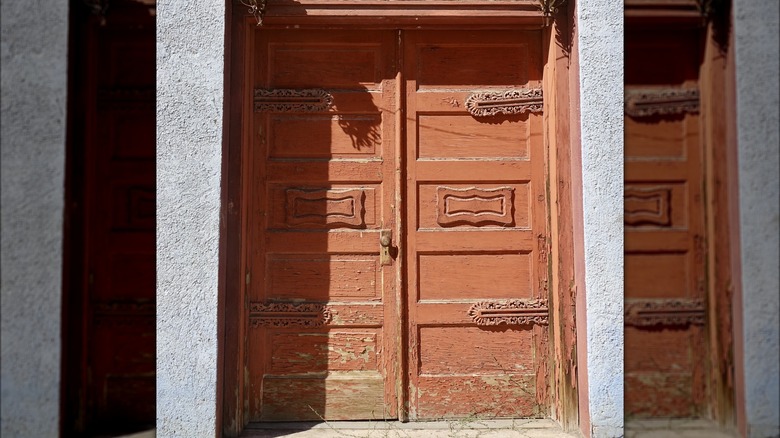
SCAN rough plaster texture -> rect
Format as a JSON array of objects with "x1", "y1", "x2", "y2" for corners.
[
  {"x1": 0, "y1": 1, "x2": 68, "y2": 437},
  {"x1": 574, "y1": 1, "x2": 624, "y2": 437},
  {"x1": 156, "y1": 1, "x2": 225, "y2": 436},
  {"x1": 733, "y1": 1, "x2": 780, "y2": 437}
]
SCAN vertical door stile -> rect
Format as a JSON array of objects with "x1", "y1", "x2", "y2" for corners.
[
  {"x1": 394, "y1": 28, "x2": 408, "y2": 423},
  {"x1": 403, "y1": 29, "x2": 421, "y2": 421}
]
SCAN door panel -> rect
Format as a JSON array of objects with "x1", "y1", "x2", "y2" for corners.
[
  {"x1": 248, "y1": 29, "x2": 400, "y2": 421},
  {"x1": 624, "y1": 29, "x2": 707, "y2": 418},
  {"x1": 404, "y1": 30, "x2": 547, "y2": 420}
]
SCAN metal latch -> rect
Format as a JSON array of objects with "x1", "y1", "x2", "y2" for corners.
[{"x1": 379, "y1": 229, "x2": 393, "y2": 266}]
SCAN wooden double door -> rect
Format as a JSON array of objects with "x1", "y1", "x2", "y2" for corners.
[{"x1": 245, "y1": 28, "x2": 548, "y2": 421}]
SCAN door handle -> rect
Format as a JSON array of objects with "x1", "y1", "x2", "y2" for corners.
[{"x1": 379, "y1": 229, "x2": 393, "y2": 266}]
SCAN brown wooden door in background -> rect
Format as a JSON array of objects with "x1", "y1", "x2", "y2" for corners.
[
  {"x1": 64, "y1": 1, "x2": 156, "y2": 435},
  {"x1": 246, "y1": 28, "x2": 547, "y2": 422},
  {"x1": 624, "y1": 28, "x2": 708, "y2": 417}
]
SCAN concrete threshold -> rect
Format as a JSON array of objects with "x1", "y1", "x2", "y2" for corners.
[
  {"x1": 242, "y1": 419, "x2": 577, "y2": 437},
  {"x1": 626, "y1": 418, "x2": 739, "y2": 438}
]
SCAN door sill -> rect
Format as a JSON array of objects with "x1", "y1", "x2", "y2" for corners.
[{"x1": 242, "y1": 419, "x2": 575, "y2": 437}]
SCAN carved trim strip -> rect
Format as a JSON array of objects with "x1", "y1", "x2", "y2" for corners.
[
  {"x1": 254, "y1": 88, "x2": 333, "y2": 113},
  {"x1": 625, "y1": 299, "x2": 706, "y2": 327},
  {"x1": 437, "y1": 186, "x2": 514, "y2": 227},
  {"x1": 285, "y1": 188, "x2": 366, "y2": 228},
  {"x1": 465, "y1": 88, "x2": 543, "y2": 117},
  {"x1": 468, "y1": 299, "x2": 549, "y2": 326},
  {"x1": 625, "y1": 88, "x2": 700, "y2": 117},
  {"x1": 250, "y1": 302, "x2": 333, "y2": 328},
  {"x1": 624, "y1": 186, "x2": 671, "y2": 226}
]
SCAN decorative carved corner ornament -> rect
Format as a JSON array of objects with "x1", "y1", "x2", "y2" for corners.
[
  {"x1": 254, "y1": 88, "x2": 334, "y2": 113},
  {"x1": 466, "y1": 88, "x2": 543, "y2": 117},
  {"x1": 250, "y1": 302, "x2": 333, "y2": 328},
  {"x1": 625, "y1": 299, "x2": 706, "y2": 327},
  {"x1": 241, "y1": 0, "x2": 268, "y2": 26},
  {"x1": 468, "y1": 299, "x2": 549, "y2": 326},
  {"x1": 537, "y1": 0, "x2": 567, "y2": 26},
  {"x1": 625, "y1": 88, "x2": 700, "y2": 117}
]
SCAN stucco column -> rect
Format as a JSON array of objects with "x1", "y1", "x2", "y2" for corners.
[
  {"x1": 572, "y1": 1, "x2": 624, "y2": 437},
  {"x1": 0, "y1": 1, "x2": 68, "y2": 436},
  {"x1": 733, "y1": 1, "x2": 780, "y2": 437},
  {"x1": 156, "y1": 1, "x2": 225, "y2": 436}
]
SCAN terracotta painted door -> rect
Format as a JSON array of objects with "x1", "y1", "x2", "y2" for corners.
[
  {"x1": 247, "y1": 28, "x2": 547, "y2": 421},
  {"x1": 403, "y1": 30, "x2": 547, "y2": 419},
  {"x1": 247, "y1": 29, "x2": 401, "y2": 421},
  {"x1": 624, "y1": 28, "x2": 708, "y2": 417}
]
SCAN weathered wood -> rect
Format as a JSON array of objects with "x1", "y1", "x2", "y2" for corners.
[{"x1": 243, "y1": 26, "x2": 550, "y2": 424}]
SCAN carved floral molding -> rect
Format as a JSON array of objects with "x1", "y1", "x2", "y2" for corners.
[
  {"x1": 250, "y1": 302, "x2": 333, "y2": 328},
  {"x1": 254, "y1": 88, "x2": 334, "y2": 113},
  {"x1": 468, "y1": 299, "x2": 549, "y2": 326},
  {"x1": 625, "y1": 88, "x2": 700, "y2": 117},
  {"x1": 624, "y1": 298, "x2": 706, "y2": 327},
  {"x1": 465, "y1": 88, "x2": 543, "y2": 117}
]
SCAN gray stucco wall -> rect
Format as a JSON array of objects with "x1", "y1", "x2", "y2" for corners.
[
  {"x1": 156, "y1": 1, "x2": 225, "y2": 436},
  {"x1": 0, "y1": 1, "x2": 68, "y2": 436},
  {"x1": 733, "y1": 1, "x2": 780, "y2": 437},
  {"x1": 574, "y1": 1, "x2": 624, "y2": 437}
]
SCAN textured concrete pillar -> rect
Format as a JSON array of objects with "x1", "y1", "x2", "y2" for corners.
[
  {"x1": 733, "y1": 1, "x2": 780, "y2": 437},
  {"x1": 156, "y1": 1, "x2": 225, "y2": 436},
  {"x1": 573, "y1": 1, "x2": 624, "y2": 436}
]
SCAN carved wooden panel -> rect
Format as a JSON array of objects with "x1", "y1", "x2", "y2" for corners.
[
  {"x1": 625, "y1": 186, "x2": 672, "y2": 226},
  {"x1": 624, "y1": 299, "x2": 706, "y2": 327},
  {"x1": 436, "y1": 186, "x2": 515, "y2": 227},
  {"x1": 625, "y1": 88, "x2": 700, "y2": 117},
  {"x1": 465, "y1": 88, "x2": 543, "y2": 117},
  {"x1": 250, "y1": 302, "x2": 333, "y2": 328},
  {"x1": 468, "y1": 299, "x2": 549, "y2": 326},
  {"x1": 285, "y1": 188, "x2": 368, "y2": 228},
  {"x1": 254, "y1": 88, "x2": 334, "y2": 113}
]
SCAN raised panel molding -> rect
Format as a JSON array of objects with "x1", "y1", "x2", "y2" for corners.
[
  {"x1": 285, "y1": 188, "x2": 368, "y2": 228},
  {"x1": 624, "y1": 298, "x2": 706, "y2": 327},
  {"x1": 624, "y1": 186, "x2": 671, "y2": 226},
  {"x1": 468, "y1": 299, "x2": 549, "y2": 326},
  {"x1": 436, "y1": 186, "x2": 514, "y2": 227}
]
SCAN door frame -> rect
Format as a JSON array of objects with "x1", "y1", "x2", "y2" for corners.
[{"x1": 221, "y1": 1, "x2": 580, "y2": 435}]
